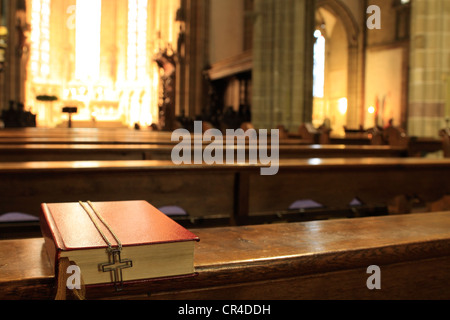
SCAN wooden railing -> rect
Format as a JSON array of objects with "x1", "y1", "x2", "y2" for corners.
[{"x1": 1, "y1": 212, "x2": 450, "y2": 300}]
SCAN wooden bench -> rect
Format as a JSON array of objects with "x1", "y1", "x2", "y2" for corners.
[
  {"x1": 0, "y1": 136, "x2": 312, "y2": 147},
  {"x1": 0, "y1": 144, "x2": 408, "y2": 162},
  {"x1": 328, "y1": 132, "x2": 372, "y2": 145},
  {"x1": 0, "y1": 128, "x2": 310, "y2": 146},
  {"x1": 371, "y1": 127, "x2": 443, "y2": 157},
  {"x1": 287, "y1": 124, "x2": 371, "y2": 145},
  {"x1": 1, "y1": 128, "x2": 442, "y2": 159},
  {"x1": 0, "y1": 127, "x2": 174, "y2": 138},
  {"x1": 2, "y1": 211, "x2": 450, "y2": 300},
  {"x1": 440, "y1": 128, "x2": 450, "y2": 158},
  {"x1": 1, "y1": 158, "x2": 449, "y2": 226}
]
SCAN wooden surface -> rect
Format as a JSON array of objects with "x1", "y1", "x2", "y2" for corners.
[
  {"x1": 0, "y1": 144, "x2": 407, "y2": 162},
  {"x1": 1, "y1": 158, "x2": 450, "y2": 223},
  {"x1": 0, "y1": 128, "x2": 442, "y2": 158},
  {"x1": 442, "y1": 130, "x2": 450, "y2": 158},
  {"x1": 2, "y1": 211, "x2": 450, "y2": 300},
  {"x1": 329, "y1": 133, "x2": 372, "y2": 145},
  {"x1": 408, "y1": 137, "x2": 443, "y2": 156},
  {"x1": 369, "y1": 127, "x2": 443, "y2": 156},
  {"x1": 0, "y1": 136, "x2": 310, "y2": 146},
  {"x1": 0, "y1": 128, "x2": 310, "y2": 146}
]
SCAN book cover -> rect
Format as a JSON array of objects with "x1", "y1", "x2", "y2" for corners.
[{"x1": 40, "y1": 200, "x2": 199, "y2": 289}]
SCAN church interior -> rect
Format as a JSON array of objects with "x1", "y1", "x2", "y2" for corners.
[{"x1": 1, "y1": 0, "x2": 450, "y2": 301}]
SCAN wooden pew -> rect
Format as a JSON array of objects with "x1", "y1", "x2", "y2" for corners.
[
  {"x1": 0, "y1": 135, "x2": 311, "y2": 147},
  {"x1": 371, "y1": 126, "x2": 443, "y2": 157},
  {"x1": 0, "y1": 127, "x2": 174, "y2": 138},
  {"x1": 288, "y1": 124, "x2": 332, "y2": 144},
  {"x1": 0, "y1": 127, "x2": 442, "y2": 156},
  {"x1": 440, "y1": 127, "x2": 450, "y2": 158},
  {"x1": 286, "y1": 124, "x2": 371, "y2": 145},
  {"x1": 1, "y1": 158, "x2": 449, "y2": 225},
  {"x1": 0, "y1": 128, "x2": 311, "y2": 146},
  {"x1": 408, "y1": 137, "x2": 443, "y2": 157},
  {"x1": 315, "y1": 127, "x2": 443, "y2": 156},
  {"x1": 0, "y1": 144, "x2": 408, "y2": 162},
  {"x1": 427, "y1": 129, "x2": 450, "y2": 211},
  {"x1": 0, "y1": 144, "x2": 149, "y2": 161},
  {"x1": 329, "y1": 132, "x2": 372, "y2": 145},
  {"x1": 2, "y1": 211, "x2": 450, "y2": 300}
]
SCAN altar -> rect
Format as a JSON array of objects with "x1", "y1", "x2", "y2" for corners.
[{"x1": 24, "y1": 0, "x2": 180, "y2": 129}]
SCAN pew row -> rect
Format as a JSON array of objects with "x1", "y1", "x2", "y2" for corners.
[
  {"x1": 1, "y1": 211, "x2": 450, "y2": 300},
  {"x1": 0, "y1": 128, "x2": 174, "y2": 140},
  {"x1": 1, "y1": 158, "x2": 450, "y2": 224},
  {"x1": 441, "y1": 128, "x2": 450, "y2": 158},
  {"x1": 0, "y1": 144, "x2": 408, "y2": 162},
  {"x1": 0, "y1": 128, "x2": 309, "y2": 146},
  {"x1": 371, "y1": 126, "x2": 444, "y2": 157},
  {"x1": 292, "y1": 125, "x2": 444, "y2": 156},
  {"x1": 0, "y1": 128, "x2": 444, "y2": 157}
]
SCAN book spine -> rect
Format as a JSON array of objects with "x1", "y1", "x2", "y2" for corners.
[{"x1": 40, "y1": 203, "x2": 64, "y2": 268}]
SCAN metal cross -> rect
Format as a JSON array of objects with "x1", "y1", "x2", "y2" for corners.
[{"x1": 99, "y1": 248, "x2": 133, "y2": 291}]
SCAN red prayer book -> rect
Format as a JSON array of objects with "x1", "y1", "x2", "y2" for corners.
[{"x1": 40, "y1": 200, "x2": 199, "y2": 290}]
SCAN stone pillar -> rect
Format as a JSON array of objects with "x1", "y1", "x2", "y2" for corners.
[
  {"x1": 3, "y1": 0, "x2": 22, "y2": 107},
  {"x1": 347, "y1": 38, "x2": 364, "y2": 130},
  {"x1": 252, "y1": 0, "x2": 315, "y2": 131},
  {"x1": 408, "y1": 0, "x2": 450, "y2": 138},
  {"x1": 178, "y1": 0, "x2": 209, "y2": 119}
]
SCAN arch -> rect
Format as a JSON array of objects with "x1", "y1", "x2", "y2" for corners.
[
  {"x1": 316, "y1": 0, "x2": 360, "y2": 47},
  {"x1": 314, "y1": 0, "x2": 364, "y2": 130}
]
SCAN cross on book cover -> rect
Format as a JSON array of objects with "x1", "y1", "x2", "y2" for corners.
[{"x1": 40, "y1": 200, "x2": 200, "y2": 289}]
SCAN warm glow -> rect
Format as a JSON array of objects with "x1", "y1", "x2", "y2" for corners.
[
  {"x1": 368, "y1": 106, "x2": 376, "y2": 114},
  {"x1": 30, "y1": 0, "x2": 50, "y2": 79},
  {"x1": 26, "y1": 0, "x2": 181, "y2": 128},
  {"x1": 75, "y1": 0, "x2": 101, "y2": 81},
  {"x1": 308, "y1": 158, "x2": 323, "y2": 165},
  {"x1": 338, "y1": 98, "x2": 348, "y2": 115},
  {"x1": 127, "y1": 0, "x2": 153, "y2": 127},
  {"x1": 313, "y1": 30, "x2": 325, "y2": 98},
  {"x1": 0, "y1": 26, "x2": 7, "y2": 36},
  {"x1": 127, "y1": 0, "x2": 148, "y2": 81}
]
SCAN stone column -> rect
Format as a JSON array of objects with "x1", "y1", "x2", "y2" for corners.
[
  {"x1": 178, "y1": 0, "x2": 209, "y2": 119},
  {"x1": 408, "y1": 0, "x2": 450, "y2": 137},
  {"x1": 4, "y1": 0, "x2": 20, "y2": 106},
  {"x1": 252, "y1": 0, "x2": 315, "y2": 131}
]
